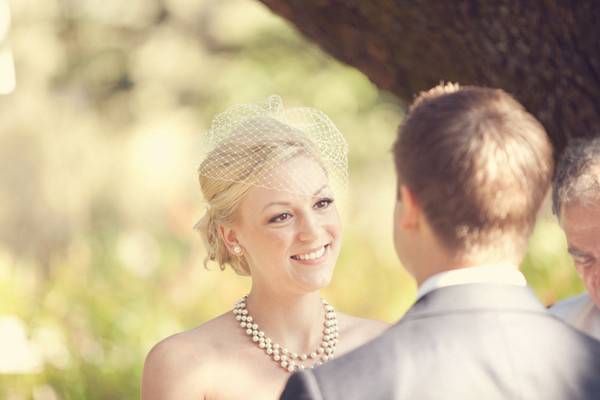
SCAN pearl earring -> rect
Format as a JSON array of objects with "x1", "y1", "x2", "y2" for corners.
[{"x1": 233, "y1": 245, "x2": 242, "y2": 254}]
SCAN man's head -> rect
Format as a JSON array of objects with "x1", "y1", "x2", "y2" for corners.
[
  {"x1": 392, "y1": 83, "x2": 554, "y2": 282},
  {"x1": 552, "y1": 138, "x2": 600, "y2": 308}
]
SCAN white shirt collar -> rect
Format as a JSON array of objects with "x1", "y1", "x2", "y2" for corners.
[{"x1": 416, "y1": 263, "x2": 527, "y2": 301}]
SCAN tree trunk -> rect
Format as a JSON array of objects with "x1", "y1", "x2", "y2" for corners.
[{"x1": 258, "y1": 0, "x2": 600, "y2": 157}]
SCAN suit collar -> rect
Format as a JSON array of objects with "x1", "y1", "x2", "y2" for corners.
[
  {"x1": 416, "y1": 264, "x2": 526, "y2": 301},
  {"x1": 404, "y1": 283, "x2": 546, "y2": 319}
]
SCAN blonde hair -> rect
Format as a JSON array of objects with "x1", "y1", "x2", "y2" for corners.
[{"x1": 195, "y1": 117, "x2": 323, "y2": 275}]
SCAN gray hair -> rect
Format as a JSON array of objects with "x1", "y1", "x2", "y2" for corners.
[{"x1": 552, "y1": 137, "x2": 600, "y2": 215}]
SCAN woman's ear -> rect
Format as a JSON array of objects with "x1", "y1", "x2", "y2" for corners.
[
  {"x1": 219, "y1": 225, "x2": 241, "y2": 253},
  {"x1": 398, "y1": 185, "x2": 421, "y2": 230}
]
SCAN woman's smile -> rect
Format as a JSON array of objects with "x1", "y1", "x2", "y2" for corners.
[{"x1": 290, "y1": 244, "x2": 331, "y2": 265}]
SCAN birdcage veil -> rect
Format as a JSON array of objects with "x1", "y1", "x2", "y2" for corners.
[{"x1": 197, "y1": 95, "x2": 348, "y2": 197}]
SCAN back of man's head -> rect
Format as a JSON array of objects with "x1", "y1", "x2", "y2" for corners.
[
  {"x1": 552, "y1": 137, "x2": 600, "y2": 216},
  {"x1": 393, "y1": 83, "x2": 554, "y2": 262}
]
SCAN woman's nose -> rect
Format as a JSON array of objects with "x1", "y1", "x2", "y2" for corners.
[{"x1": 297, "y1": 215, "x2": 319, "y2": 242}]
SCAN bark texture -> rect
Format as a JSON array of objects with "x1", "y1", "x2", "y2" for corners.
[{"x1": 259, "y1": 0, "x2": 600, "y2": 157}]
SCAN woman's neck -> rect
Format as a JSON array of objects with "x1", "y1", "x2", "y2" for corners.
[{"x1": 244, "y1": 287, "x2": 326, "y2": 355}]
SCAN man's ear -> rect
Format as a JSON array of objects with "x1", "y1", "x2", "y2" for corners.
[{"x1": 398, "y1": 185, "x2": 421, "y2": 229}]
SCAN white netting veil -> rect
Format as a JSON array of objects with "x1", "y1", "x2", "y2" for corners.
[
  {"x1": 197, "y1": 95, "x2": 348, "y2": 197},
  {"x1": 195, "y1": 95, "x2": 348, "y2": 275}
]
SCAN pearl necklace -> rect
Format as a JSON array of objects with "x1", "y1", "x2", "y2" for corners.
[{"x1": 233, "y1": 295, "x2": 339, "y2": 373}]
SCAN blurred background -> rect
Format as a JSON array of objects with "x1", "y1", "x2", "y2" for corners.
[{"x1": 0, "y1": 0, "x2": 584, "y2": 398}]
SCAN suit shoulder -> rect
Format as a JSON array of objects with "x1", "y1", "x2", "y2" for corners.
[
  {"x1": 549, "y1": 293, "x2": 589, "y2": 318},
  {"x1": 280, "y1": 370, "x2": 323, "y2": 400},
  {"x1": 301, "y1": 329, "x2": 399, "y2": 399}
]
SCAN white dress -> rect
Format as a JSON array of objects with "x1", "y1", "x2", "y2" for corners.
[{"x1": 549, "y1": 293, "x2": 600, "y2": 341}]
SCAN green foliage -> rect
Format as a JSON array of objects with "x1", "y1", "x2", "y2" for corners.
[{"x1": 0, "y1": 0, "x2": 583, "y2": 398}]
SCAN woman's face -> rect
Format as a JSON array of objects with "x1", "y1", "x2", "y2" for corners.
[{"x1": 229, "y1": 156, "x2": 342, "y2": 294}]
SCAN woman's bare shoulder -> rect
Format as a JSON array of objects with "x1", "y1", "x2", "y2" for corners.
[
  {"x1": 336, "y1": 313, "x2": 391, "y2": 351},
  {"x1": 141, "y1": 312, "x2": 239, "y2": 400}
]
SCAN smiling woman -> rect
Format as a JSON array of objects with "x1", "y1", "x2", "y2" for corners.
[
  {"x1": 140, "y1": 96, "x2": 389, "y2": 400},
  {"x1": 230, "y1": 156, "x2": 340, "y2": 293}
]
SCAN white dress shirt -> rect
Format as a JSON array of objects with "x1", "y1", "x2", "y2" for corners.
[
  {"x1": 416, "y1": 263, "x2": 527, "y2": 301},
  {"x1": 549, "y1": 293, "x2": 600, "y2": 341}
]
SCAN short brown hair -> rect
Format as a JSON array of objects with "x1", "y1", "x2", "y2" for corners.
[{"x1": 393, "y1": 83, "x2": 554, "y2": 259}]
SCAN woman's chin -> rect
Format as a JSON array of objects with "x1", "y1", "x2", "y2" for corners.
[{"x1": 288, "y1": 263, "x2": 335, "y2": 292}]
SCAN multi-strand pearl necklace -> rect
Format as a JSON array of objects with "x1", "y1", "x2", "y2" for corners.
[{"x1": 233, "y1": 295, "x2": 339, "y2": 373}]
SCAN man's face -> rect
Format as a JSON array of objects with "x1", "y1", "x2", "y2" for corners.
[{"x1": 560, "y1": 200, "x2": 600, "y2": 309}]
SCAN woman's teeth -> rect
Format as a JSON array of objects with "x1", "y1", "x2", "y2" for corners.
[{"x1": 292, "y1": 246, "x2": 326, "y2": 261}]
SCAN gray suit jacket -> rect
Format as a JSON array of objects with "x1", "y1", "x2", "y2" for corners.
[{"x1": 280, "y1": 284, "x2": 600, "y2": 400}]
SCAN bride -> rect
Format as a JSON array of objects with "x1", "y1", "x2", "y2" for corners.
[{"x1": 141, "y1": 96, "x2": 389, "y2": 399}]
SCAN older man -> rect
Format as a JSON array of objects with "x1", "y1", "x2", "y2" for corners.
[{"x1": 550, "y1": 138, "x2": 600, "y2": 340}]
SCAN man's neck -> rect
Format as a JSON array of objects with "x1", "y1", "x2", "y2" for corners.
[{"x1": 415, "y1": 254, "x2": 521, "y2": 286}]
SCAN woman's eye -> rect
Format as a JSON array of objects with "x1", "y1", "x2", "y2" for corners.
[
  {"x1": 314, "y1": 198, "x2": 334, "y2": 209},
  {"x1": 269, "y1": 212, "x2": 292, "y2": 223}
]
